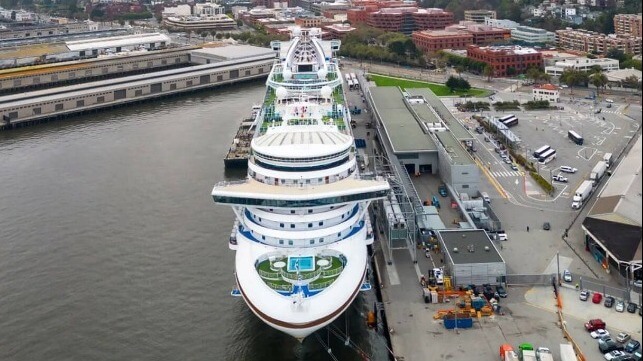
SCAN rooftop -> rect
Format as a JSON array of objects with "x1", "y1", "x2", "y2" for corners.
[
  {"x1": 533, "y1": 83, "x2": 559, "y2": 91},
  {"x1": 605, "y1": 68, "x2": 642, "y2": 82},
  {"x1": 65, "y1": 33, "x2": 171, "y2": 52},
  {"x1": 405, "y1": 88, "x2": 472, "y2": 141},
  {"x1": 438, "y1": 229, "x2": 504, "y2": 264},
  {"x1": 368, "y1": 87, "x2": 437, "y2": 153},
  {"x1": 583, "y1": 136, "x2": 642, "y2": 263},
  {"x1": 470, "y1": 44, "x2": 540, "y2": 55},
  {"x1": 252, "y1": 126, "x2": 353, "y2": 158},
  {"x1": 189, "y1": 44, "x2": 274, "y2": 61}
]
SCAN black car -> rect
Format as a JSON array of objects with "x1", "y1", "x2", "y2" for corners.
[
  {"x1": 495, "y1": 285, "x2": 507, "y2": 298},
  {"x1": 600, "y1": 339, "x2": 624, "y2": 353},
  {"x1": 627, "y1": 302, "x2": 638, "y2": 313},
  {"x1": 604, "y1": 295, "x2": 615, "y2": 308},
  {"x1": 625, "y1": 340, "x2": 641, "y2": 353},
  {"x1": 543, "y1": 222, "x2": 551, "y2": 230}
]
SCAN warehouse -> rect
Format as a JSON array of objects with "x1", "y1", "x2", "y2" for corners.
[{"x1": 436, "y1": 229, "x2": 506, "y2": 286}]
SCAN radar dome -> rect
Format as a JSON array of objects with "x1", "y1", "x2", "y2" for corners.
[
  {"x1": 276, "y1": 86, "x2": 288, "y2": 99},
  {"x1": 317, "y1": 69, "x2": 328, "y2": 80},
  {"x1": 320, "y1": 86, "x2": 332, "y2": 99},
  {"x1": 283, "y1": 69, "x2": 292, "y2": 80}
]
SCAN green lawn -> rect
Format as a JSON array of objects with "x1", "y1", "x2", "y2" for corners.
[{"x1": 368, "y1": 73, "x2": 489, "y2": 97}]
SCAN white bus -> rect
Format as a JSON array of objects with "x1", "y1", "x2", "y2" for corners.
[
  {"x1": 568, "y1": 130, "x2": 583, "y2": 145},
  {"x1": 538, "y1": 149, "x2": 557, "y2": 164},
  {"x1": 501, "y1": 116, "x2": 518, "y2": 127},
  {"x1": 499, "y1": 114, "x2": 517, "y2": 122},
  {"x1": 533, "y1": 145, "x2": 551, "y2": 158}
]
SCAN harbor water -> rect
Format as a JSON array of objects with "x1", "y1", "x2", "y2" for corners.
[{"x1": 0, "y1": 81, "x2": 388, "y2": 361}]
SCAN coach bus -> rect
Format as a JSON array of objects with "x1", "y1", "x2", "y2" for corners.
[{"x1": 568, "y1": 130, "x2": 583, "y2": 145}]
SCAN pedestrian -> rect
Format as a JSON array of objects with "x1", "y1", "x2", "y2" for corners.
[{"x1": 527, "y1": 226, "x2": 530, "y2": 232}]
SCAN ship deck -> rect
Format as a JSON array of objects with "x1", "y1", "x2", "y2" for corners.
[{"x1": 256, "y1": 255, "x2": 345, "y2": 294}]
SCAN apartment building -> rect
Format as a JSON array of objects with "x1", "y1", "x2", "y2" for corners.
[
  {"x1": 555, "y1": 28, "x2": 642, "y2": 55},
  {"x1": 614, "y1": 13, "x2": 642, "y2": 37},
  {"x1": 464, "y1": 9, "x2": 496, "y2": 23},
  {"x1": 466, "y1": 45, "x2": 543, "y2": 77},
  {"x1": 346, "y1": 0, "x2": 415, "y2": 25}
]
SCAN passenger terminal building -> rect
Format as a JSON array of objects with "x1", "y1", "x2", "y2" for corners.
[{"x1": 367, "y1": 86, "x2": 480, "y2": 197}]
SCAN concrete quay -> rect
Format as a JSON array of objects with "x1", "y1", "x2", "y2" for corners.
[{"x1": 0, "y1": 55, "x2": 273, "y2": 130}]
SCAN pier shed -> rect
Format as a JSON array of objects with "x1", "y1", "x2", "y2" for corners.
[
  {"x1": 436, "y1": 229, "x2": 506, "y2": 286},
  {"x1": 189, "y1": 45, "x2": 275, "y2": 64}
]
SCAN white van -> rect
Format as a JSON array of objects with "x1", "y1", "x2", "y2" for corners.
[
  {"x1": 480, "y1": 191, "x2": 491, "y2": 203},
  {"x1": 559, "y1": 166, "x2": 577, "y2": 173}
]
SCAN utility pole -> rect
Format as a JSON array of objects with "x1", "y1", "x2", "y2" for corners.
[{"x1": 556, "y1": 252, "x2": 560, "y2": 286}]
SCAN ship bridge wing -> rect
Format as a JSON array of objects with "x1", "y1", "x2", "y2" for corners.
[{"x1": 212, "y1": 177, "x2": 389, "y2": 207}]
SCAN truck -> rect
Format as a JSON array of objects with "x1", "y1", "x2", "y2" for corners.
[
  {"x1": 589, "y1": 161, "x2": 608, "y2": 184},
  {"x1": 521, "y1": 349, "x2": 537, "y2": 361},
  {"x1": 500, "y1": 344, "x2": 520, "y2": 361},
  {"x1": 603, "y1": 153, "x2": 613, "y2": 168},
  {"x1": 571, "y1": 180, "x2": 593, "y2": 209},
  {"x1": 560, "y1": 344, "x2": 577, "y2": 361},
  {"x1": 535, "y1": 347, "x2": 554, "y2": 361}
]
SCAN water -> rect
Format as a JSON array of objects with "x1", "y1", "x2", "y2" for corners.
[{"x1": 0, "y1": 81, "x2": 389, "y2": 361}]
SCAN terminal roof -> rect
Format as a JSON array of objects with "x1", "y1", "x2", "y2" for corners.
[
  {"x1": 438, "y1": 229, "x2": 504, "y2": 264},
  {"x1": 405, "y1": 88, "x2": 472, "y2": 141},
  {"x1": 190, "y1": 44, "x2": 275, "y2": 61},
  {"x1": 368, "y1": 87, "x2": 436, "y2": 153}
]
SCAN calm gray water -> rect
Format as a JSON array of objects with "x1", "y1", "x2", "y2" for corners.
[{"x1": 0, "y1": 81, "x2": 388, "y2": 361}]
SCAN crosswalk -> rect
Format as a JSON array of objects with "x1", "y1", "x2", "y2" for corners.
[{"x1": 490, "y1": 170, "x2": 523, "y2": 178}]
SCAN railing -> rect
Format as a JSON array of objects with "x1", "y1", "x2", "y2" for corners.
[
  {"x1": 258, "y1": 269, "x2": 280, "y2": 280},
  {"x1": 309, "y1": 279, "x2": 336, "y2": 290},
  {"x1": 265, "y1": 282, "x2": 293, "y2": 292},
  {"x1": 281, "y1": 267, "x2": 323, "y2": 281},
  {"x1": 321, "y1": 266, "x2": 343, "y2": 278}
]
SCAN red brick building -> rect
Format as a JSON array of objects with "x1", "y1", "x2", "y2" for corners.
[
  {"x1": 412, "y1": 30, "x2": 473, "y2": 54},
  {"x1": 466, "y1": 45, "x2": 543, "y2": 77},
  {"x1": 364, "y1": 7, "x2": 453, "y2": 35},
  {"x1": 346, "y1": 0, "x2": 412, "y2": 25},
  {"x1": 445, "y1": 22, "x2": 510, "y2": 46},
  {"x1": 323, "y1": 23, "x2": 357, "y2": 39}
]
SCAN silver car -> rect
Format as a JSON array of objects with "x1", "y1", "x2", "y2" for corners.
[
  {"x1": 615, "y1": 300, "x2": 625, "y2": 313},
  {"x1": 563, "y1": 270, "x2": 572, "y2": 282}
]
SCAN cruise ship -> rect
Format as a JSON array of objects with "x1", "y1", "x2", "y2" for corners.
[{"x1": 211, "y1": 27, "x2": 390, "y2": 340}]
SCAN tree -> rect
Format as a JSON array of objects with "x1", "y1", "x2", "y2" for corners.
[
  {"x1": 621, "y1": 75, "x2": 640, "y2": 89},
  {"x1": 483, "y1": 64, "x2": 494, "y2": 81},
  {"x1": 590, "y1": 72, "x2": 608, "y2": 95},
  {"x1": 606, "y1": 48, "x2": 627, "y2": 63},
  {"x1": 526, "y1": 67, "x2": 540, "y2": 83},
  {"x1": 236, "y1": 19, "x2": 243, "y2": 27},
  {"x1": 455, "y1": 65, "x2": 465, "y2": 77}
]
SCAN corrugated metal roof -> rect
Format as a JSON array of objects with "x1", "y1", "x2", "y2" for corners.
[{"x1": 65, "y1": 33, "x2": 171, "y2": 51}]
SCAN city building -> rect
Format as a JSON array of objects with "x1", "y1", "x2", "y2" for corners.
[
  {"x1": 466, "y1": 45, "x2": 543, "y2": 77},
  {"x1": 582, "y1": 136, "x2": 641, "y2": 281},
  {"x1": 436, "y1": 229, "x2": 506, "y2": 287},
  {"x1": 323, "y1": 23, "x2": 356, "y2": 39},
  {"x1": 365, "y1": 7, "x2": 453, "y2": 35},
  {"x1": 346, "y1": 0, "x2": 415, "y2": 25},
  {"x1": 484, "y1": 18, "x2": 519, "y2": 29},
  {"x1": 532, "y1": 83, "x2": 560, "y2": 102},
  {"x1": 412, "y1": 29, "x2": 473, "y2": 54},
  {"x1": 162, "y1": 4, "x2": 191, "y2": 18},
  {"x1": 604, "y1": 68, "x2": 642, "y2": 88},
  {"x1": 540, "y1": 49, "x2": 584, "y2": 67},
  {"x1": 464, "y1": 9, "x2": 496, "y2": 23},
  {"x1": 544, "y1": 57, "x2": 619, "y2": 76},
  {"x1": 445, "y1": 22, "x2": 511, "y2": 45},
  {"x1": 555, "y1": 28, "x2": 642, "y2": 56},
  {"x1": 614, "y1": 13, "x2": 642, "y2": 37},
  {"x1": 511, "y1": 25, "x2": 555, "y2": 44}
]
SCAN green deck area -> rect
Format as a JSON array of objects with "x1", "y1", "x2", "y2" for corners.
[
  {"x1": 256, "y1": 256, "x2": 345, "y2": 292},
  {"x1": 368, "y1": 73, "x2": 488, "y2": 97}
]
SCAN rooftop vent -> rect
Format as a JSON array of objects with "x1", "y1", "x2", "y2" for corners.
[
  {"x1": 484, "y1": 246, "x2": 490, "y2": 252},
  {"x1": 453, "y1": 247, "x2": 459, "y2": 253}
]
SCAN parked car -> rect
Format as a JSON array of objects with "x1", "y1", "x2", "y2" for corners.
[
  {"x1": 495, "y1": 284, "x2": 507, "y2": 298},
  {"x1": 625, "y1": 340, "x2": 641, "y2": 353},
  {"x1": 611, "y1": 355, "x2": 636, "y2": 361},
  {"x1": 605, "y1": 350, "x2": 627, "y2": 360},
  {"x1": 563, "y1": 269, "x2": 572, "y2": 282},
  {"x1": 604, "y1": 296, "x2": 615, "y2": 308},
  {"x1": 542, "y1": 222, "x2": 551, "y2": 230},
  {"x1": 627, "y1": 302, "x2": 638, "y2": 313},
  {"x1": 592, "y1": 329, "x2": 611, "y2": 339},
  {"x1": 560, "y1": 166, "x2": 578, "y2": 173},
  {"x1": 510, "y1": 164, "x2": 519, "y2": 171},
  {"x1": 600, "y1": 338, "x2": 624, "y2": 353},
  {"x1": 592, "y1": 293, "x2": 603, "y2": 304},
  {"x1": 579, "y1": 290, "x2": 590, "y2": 301},
  {"x1": 616, "y1": 332, "x2": 631, "y2": 343},
  {"x1": 615, "y1": 300, "x2": 625, "y2": 312},
  {"x1": 552, "y1": 174, "x2": 569, "y2": 182},
  {"x1": 585, "y1": 318, "x2": 606, "y2": 331},
  {"x1": 632, "y1": 279, "x2": 642, "y2": 288},
  {"x1": 632, "y1": 350, "x2": 642, "y2": 361}
]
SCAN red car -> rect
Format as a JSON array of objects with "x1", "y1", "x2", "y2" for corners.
[{"x1": 592, "y1": 292, "x2": 603, "y2": 304}]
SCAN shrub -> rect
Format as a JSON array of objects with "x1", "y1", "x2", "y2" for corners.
[{"x1": 529, "y1": 171, "x2": 555, "y2": 194}]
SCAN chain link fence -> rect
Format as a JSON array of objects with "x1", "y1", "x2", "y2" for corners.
[{"x1": 579, "y1": 276, "x2": 631, "y2": 302}]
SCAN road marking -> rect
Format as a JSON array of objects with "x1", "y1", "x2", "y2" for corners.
[{"x1": 475, "y1": 158, "x2": 508, "y2": 199}]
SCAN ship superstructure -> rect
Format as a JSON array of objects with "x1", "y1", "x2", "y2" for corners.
[{"x1": 212, "y1": 27, "x2": 390, "y2": 339}]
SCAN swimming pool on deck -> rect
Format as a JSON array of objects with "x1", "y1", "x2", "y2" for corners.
[{"x1": 287, "y1": 256, "x2": 315, "y2": 272}]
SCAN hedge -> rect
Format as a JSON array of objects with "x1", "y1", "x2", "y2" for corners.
[{"x1": 529, "y1": 171, "x2": 555, "y2": 195}]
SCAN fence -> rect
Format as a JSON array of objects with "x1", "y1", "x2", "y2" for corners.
[
  {"x1": 506, "y1": 274, "x2": 556, "y2": 286},
  {"x1": 579, "y1": 276, "x2": 631, "y2": 302}
]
